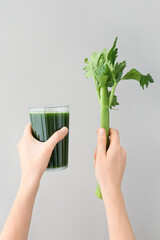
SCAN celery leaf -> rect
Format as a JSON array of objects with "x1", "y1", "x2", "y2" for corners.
[
  {"x1": 108, "y1": 91, "x2": 119, "y2": 109},
  {"x1": 114, "y1": 61, "x2": 126, "y2": 82},
  {"x1": 107, "y1": 37, "x2": 118, "y2": 65},
  {"x1": 122, "y1": 68, "x2": 154, "y2": 89}
]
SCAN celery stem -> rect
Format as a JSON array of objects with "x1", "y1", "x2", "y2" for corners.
[{"x1": 95, "y1": 86, "x2": 110, "y2": 199}]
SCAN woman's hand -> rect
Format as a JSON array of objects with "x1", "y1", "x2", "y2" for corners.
[
  {"x1": 0, "y1": 123, "x2": 68, "y2": 240},
  {"x1": 18, "y1": 123, "x2": 68, "y2": 185},
  {"x1": 94, "y1": 128, "x2": 135, "y2": 240},
  {"x1": 94, "y1": 128, "x2": 127, "y2": 195}
]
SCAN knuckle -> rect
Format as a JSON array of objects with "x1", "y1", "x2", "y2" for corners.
[
  {"x1": 97, "y1": 151, "x2": 106, "y2": 160},
  {"x1": 123, "y1": 148, "x2": 127, "y2": 155},
  {"x1": 124, "y1": 150, "x2": 127, "y2": 157},
  {"x1": 121, "y1": 147, "x2": 127, "y2": 159}
]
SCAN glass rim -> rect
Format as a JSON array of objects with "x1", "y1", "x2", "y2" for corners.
[{"x1": 29, "y1": 105, "x2": 70, "y2": 113}]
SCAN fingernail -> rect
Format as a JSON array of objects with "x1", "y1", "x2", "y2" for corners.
[
  {"x1": 98, "y1": 128, "x2": 105, "y2": 135},
  {"x1": 61, "y1": 127, "x2": 68, "y2": 134}
]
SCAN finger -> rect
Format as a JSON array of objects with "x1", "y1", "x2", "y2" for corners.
[
  {"x1": 46, "y1": 127, "x2": 68, "y2": 150},
  {"x1": 109, "y1": 128, "x2": 120, "y2": 147},
  {"x1": 23, "y1": 123, "x2": 32, "y2": 137},
  {"x1": 94, "y1": 147, "x2": 97, "y2": 160},
  {"x1": 97, "y1": 128, "x2": 107, "y2": 158}
]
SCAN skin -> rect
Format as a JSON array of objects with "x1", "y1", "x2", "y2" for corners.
[
  {"x1": 0, "y1": 124, "x2": 135, "y2": 240},
  {"x1": 94, "y1": 128, "x2": 135, "y2": 240},
  {"x1": 0, "y1": 123, "x2": 68, "y2": 240}
]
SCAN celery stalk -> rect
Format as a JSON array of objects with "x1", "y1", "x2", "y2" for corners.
[{"x1": 84, "y1": 37, "x2": 154, "y2": 199}]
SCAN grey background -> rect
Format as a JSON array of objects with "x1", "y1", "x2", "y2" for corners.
[{"x1": 0, "y1": 0, "x2": 159, "y2": 239}]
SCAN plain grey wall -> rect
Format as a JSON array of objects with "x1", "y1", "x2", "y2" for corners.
[{"x1": 0, "y1": 0, "x2": 159, "y2": 239}]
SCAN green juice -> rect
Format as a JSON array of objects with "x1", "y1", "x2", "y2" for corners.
[{"x1": 30, "y1": 112, "x2": 69, "y2": 170}]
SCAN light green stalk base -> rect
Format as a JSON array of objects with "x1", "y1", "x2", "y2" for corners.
[
  {"x1": 95, "y1": 183, "x2": 103, "y2": 199},
  {"x1": 95, "y1": 86, "x2": 110, "y2": 200}
]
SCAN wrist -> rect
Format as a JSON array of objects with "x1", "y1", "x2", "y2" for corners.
[
  {"x1": 100, "y1": 183, "x2": 122, "y2": 201},
  {"x1": 20, "y1": 175, "x2": 40, "y2": 193}
]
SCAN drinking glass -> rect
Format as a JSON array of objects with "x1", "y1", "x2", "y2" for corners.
[{"x1": 29, "y1": 106, "x2": 69, "y2": 170}]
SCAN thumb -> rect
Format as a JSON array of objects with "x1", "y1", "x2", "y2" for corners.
[
  {"x1": 46, "y1": 127, "x2": 68, "y2": 151},
  {"x1": 97, "y1": 128, "x2": 107, "y2": 158}
]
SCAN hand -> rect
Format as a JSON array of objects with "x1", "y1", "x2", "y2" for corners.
[
  {"x1": 17, "y1": 123, "x2": 68, "y2": 186},
  {"x1": 94, "y1": 128, "x2": 127, "y2": 195}
]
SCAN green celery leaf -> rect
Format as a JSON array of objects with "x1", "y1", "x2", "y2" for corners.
[
  {"x1": 95, "y1": 65, "x2": 109, "y2": 86},
  {"x1": 97, "y1": 51, "x2": 106, "y2": 67},
  {"x1": 90, "y1": 52, "x2": 99, "y2": 69},
  {"x1": 140, "y1": 74, "x2": 154, "y2": 89},
  {"x1": 84, "y1": 48, "x2": 112, "y2": 87},
  {"x1": 107, "y1": 37, "x2": 118, "y2": 66},
  {"x1": 84, "y1": 38, "x2": 120, "y2": 87},
  {"x1": 106, "y1": 67, "x2": 115, "y2": 87},
  {"x1": 108, "y1": 91, "x2": 119, "y2": 109},
  {"x1": 114, "y1": 61, "x2": 126, "y2": 82},
  {"x1": 84, "y1": 58, "x2": 89, "y2": 64},
  {"x1": 122, "y1": 68, "x2": 154, "y2": 89},
  {"x1": 83, "y1": 57, "x2": 93, "y2": 78}
]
